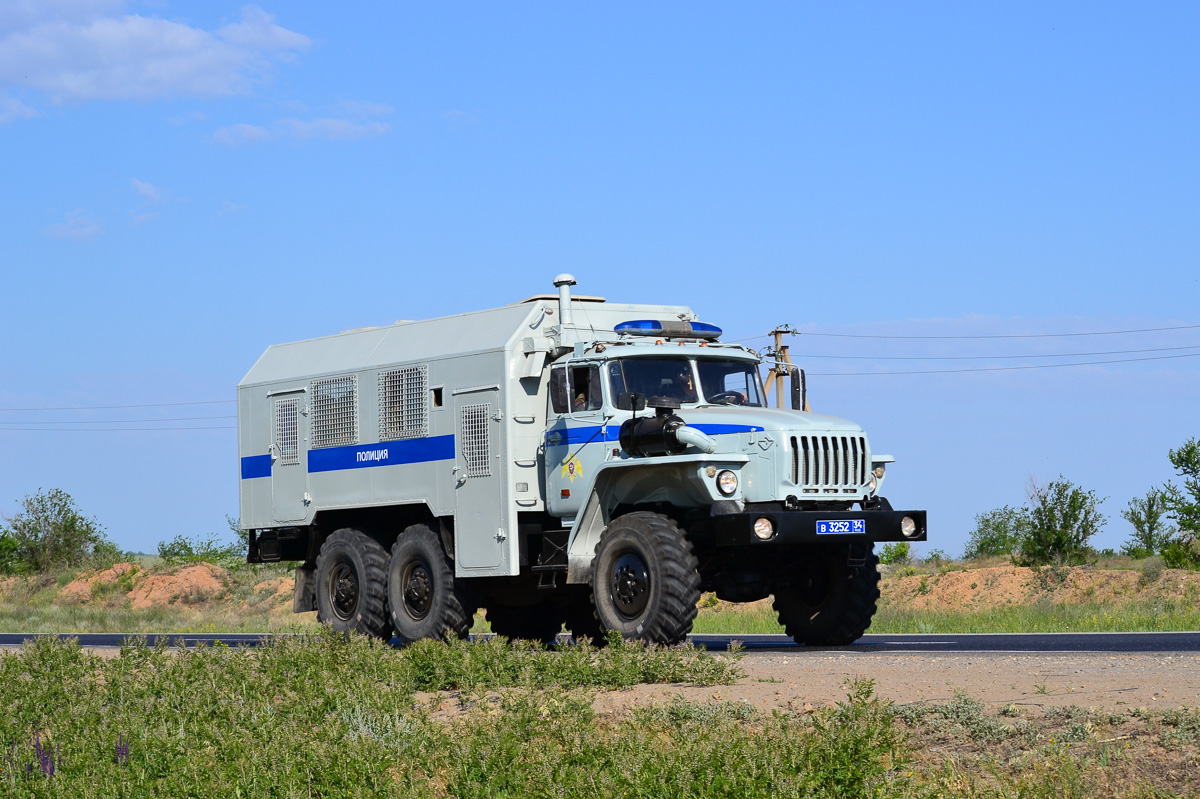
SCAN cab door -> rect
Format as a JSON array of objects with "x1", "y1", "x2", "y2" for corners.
[{"x1": 544, "y1": 362, "x2": 610, "y2": 519}]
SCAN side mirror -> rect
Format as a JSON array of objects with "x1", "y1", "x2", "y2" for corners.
[{"x1": 616, "y1": 392, "x2": 646, "y2": 411}]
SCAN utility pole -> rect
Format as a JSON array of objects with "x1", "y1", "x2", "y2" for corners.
[{"x1": 761, "y1": 324, "x2": 809, "y2": 412}]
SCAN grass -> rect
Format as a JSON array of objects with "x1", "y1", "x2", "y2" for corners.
[{"x1": 1, "y1": 634, "x2": 1197, "y2": 797}]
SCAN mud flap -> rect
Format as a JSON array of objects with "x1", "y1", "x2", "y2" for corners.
[{"x1": 293, "y1": 565, "x2": 317, "y2": 612}]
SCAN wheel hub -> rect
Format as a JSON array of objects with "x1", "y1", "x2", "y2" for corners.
[
  {"x1": 403, "y1": 562, "x2": 434, "y2": 620},
  {"x1": 330, "y1": 563, "x2": 359, "y2": 621},
  {"x1": 610, "y1": 552, "x2": 650, "y2": 619}
]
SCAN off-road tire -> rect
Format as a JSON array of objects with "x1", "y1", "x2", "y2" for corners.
[
  {"x1": 773, "y1": 544, "x2": 880, "y2": 646},
  {"x1": 590, "y1": 511, "x2": 700, "y2": 644},
  {"x1": 314, "y1": 528, "x2": 392, "y2": 639},
  {"x1": 387, "y1": 524, "x2": 472, "y2": 644},
  {"x1": 486, "y1": 602, "x2": 565, "y2": 645}
]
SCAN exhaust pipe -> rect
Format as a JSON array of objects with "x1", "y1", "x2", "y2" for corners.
[{"x1": 553, "y1": 273, "x2": 576, "y2": 326}]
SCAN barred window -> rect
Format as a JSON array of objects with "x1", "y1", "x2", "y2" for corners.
[
  {"x1": 311, "y1": 375, "x2": 358, "y2": 449},
  {"x1": 460, "y1": 403, "x2": 491, "y2": 477},
  {"x1": 379, "y1": 365, "x2": 428, "y2": 441},
  {"x1": 274, "y1": 398, "x2": 299, "y2": 466}
]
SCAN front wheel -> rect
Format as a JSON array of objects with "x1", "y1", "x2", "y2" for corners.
[
  {"x1": 590, "y1": 511, "x2": 700, "y2": 644},
  {"x1": 314, "y1": 528, "x2": 392, "y2": 639},
  {"x1": 773, "y1": 544, "x2": 880, "y2": 646},
  {"x1": 387, "y1": 524, "x2": 473, "y2": 644}
]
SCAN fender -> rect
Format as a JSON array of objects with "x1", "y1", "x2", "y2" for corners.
[{"x1": 565, "y1": 452, "x2": 750, "y2": 584}]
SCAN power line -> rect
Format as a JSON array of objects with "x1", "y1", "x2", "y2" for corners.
[
  {"x1": 808, "y1": 351, "x2": 1200, "y2": 376},
  {"x1": 0, "y1": 425, "x2": 237, "y2": 432},
  {"x1": 0, "y1": 415, "x2": 237, "y2": 425},
  {"x1": 729, "y1": 322, "x2": 1200, "y2": 344},
  {"x1": 801, "y1": 323, "x2": 1200, "y2": 341},
  {"x1": 795, "y1": 344, "x2": 1200, "y2": 362},
  {"x1": 0, "y1": 400, "x2": 235, "y2": 412}
]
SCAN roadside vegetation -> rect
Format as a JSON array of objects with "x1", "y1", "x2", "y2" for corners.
[
  {"x1": 3, "y1": 436, "x2": 1200, "y2": 636},
  {"x1": 2, "y1": 634, "x2": 1197, "y2": 797}
]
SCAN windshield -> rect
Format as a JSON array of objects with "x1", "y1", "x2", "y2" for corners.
[
  {"x1": 695, "y1": 359, "x2": 764, "y2": 406},
  {"x1": 605, "y1": 357, "x2": 764, "y2": 407},
  {"x1": 606, "y1": 357, "x2": 698, "y2": 404}
]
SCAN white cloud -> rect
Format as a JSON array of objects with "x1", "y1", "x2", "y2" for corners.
[
  {"x1": 0, "y1": 5, "x2": 309, "y2": 101},
  {"x1": 213, "y1": 116, "x2": 390, "y2": 145},
  {"x1": 278, "y1": 117, "x2": 390, "y2": 140},
  {"x1": 131, "y1": 210, "x2": 157, "y2": 225},
  {"x1": 131, "y1": 178, "x2": 161, "y2": 202},
  {"x1": 218, "y1": 201, "x2": 246, "y2": 215},
  {"x1": 167, "y1": 110, "x2": 208, "y2": 126},
  {"x1": 0, "y1": 96, "x2": 35, "y2": 124},
  {"x1": 443, "y1": 109, "x2": 479, "y2": 126},
  {"x1": 212, "y1": 122, "x2": 270, "y2": 145},
  {"x1": 340, "y1": 100, "x2": 393, "y2": 117},
  {"x1": 216, "y1": 6, "x2": 307, "y2": 52},
  {"x1": 43, "y1": 209, "x2": 101, "y2": 240}
]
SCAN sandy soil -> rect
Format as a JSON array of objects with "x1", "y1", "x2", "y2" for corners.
[
  {"x1": 882, "y1": 565, "x2": 1200, "y2": 610},
  {"x1": 588, "y1": 650, "x2": 1200, "y2": 715}
]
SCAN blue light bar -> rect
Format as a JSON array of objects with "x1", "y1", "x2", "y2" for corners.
[
  {"x1": 614, "y1": 320, "x2": 723, "y2": 339},
  {"x1": 614, "y1": 320, "x2": 664, "y2": 334}
]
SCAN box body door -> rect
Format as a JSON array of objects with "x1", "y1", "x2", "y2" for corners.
[
  {"x1": 454, "y1": 389, "x2": 506, "y2": 569},
  {"x1": 271, "y1": 394, "x2": 308, "y2": 522}
]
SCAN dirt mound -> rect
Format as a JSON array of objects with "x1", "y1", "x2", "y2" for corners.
[
  {"x1": 249, "y1": 577, "x2": 295, "y2": 614},
  {"x1": 129, "y1": 563, "x2": 229, "y2": 609},
  {"x1": 881, "y1": 565, "x2": 1200, "y2": 611},
  {"x1": 59, "y1": 562, "x2": 141, "y2": 604}
]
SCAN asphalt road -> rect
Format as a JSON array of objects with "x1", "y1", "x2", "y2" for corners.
[{"x1": 2, "y1": 631, "x2": 1199, "y2": 653}]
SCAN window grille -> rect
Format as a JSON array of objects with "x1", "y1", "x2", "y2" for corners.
[
  {"x1": 274, "y1": 398, "x2": 299, "y2": 466},
  {"x1": 460, "y1": 403, "x2": 491, "y2": 477},
  {"x1": 311, "y1": 375, "x2": 358, "y2": 449},
  {"x1": 379, "y1": 365, "x2": 428, "y2": 441}
]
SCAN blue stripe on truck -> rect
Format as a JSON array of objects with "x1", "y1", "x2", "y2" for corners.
[
  {"x1": 240, "y1": 454, "x2": 272, "y2": 479},
  {"x1": 307, "y1": 434, "x2": 456, "y2": 474}
]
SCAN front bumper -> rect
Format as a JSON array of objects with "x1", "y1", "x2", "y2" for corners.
[{"x1": 713, "y1": 504, "x2": 927, "y2": 547}]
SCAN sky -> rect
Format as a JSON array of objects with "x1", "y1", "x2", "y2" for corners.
[{"x1": 1, "y1": 2, "x2": 1198, "y2": 557}]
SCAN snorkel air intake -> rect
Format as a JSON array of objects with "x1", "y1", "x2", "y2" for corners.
[{"x1": 618, "y1": 398, "x2": 717, "y2": 456}]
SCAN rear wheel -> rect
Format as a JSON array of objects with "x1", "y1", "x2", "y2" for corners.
[
  {"x1": 387, "y1": 524, "x2": 472, "y2": 644},
  {"x1": 314, "y1": 528, "x2": 392, "y2": 639},
  {"x1": 590, "y1": 511, "x2": 700, "y2": 644},
  {"x1": 773, "y1": 544, "x2": 880, "y2": 646}
]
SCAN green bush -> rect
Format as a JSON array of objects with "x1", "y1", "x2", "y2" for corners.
[
  {"x1": 1, "y1": 489, "x2": 123, "y2": 573},
  {"x1": 1162, "y1": 539, "x2": 1200, "y2": 570},
  {"x1": 157, "y1": 516, "x2": 248, "y2": 569},
  {"x1": 0, "y1": 531, "x2": 17, "y2": 574},
  {"x1": 963, "y1": 505, "x2": 1029, "y2": 560},
  {"x1": 1164, "y1": 436, "x2": 1200, "y2": 542},
  {"x1": 1121, "y1": 487, "x2": 1175, "y2": 556},
  {"x1": 1015, "y1": 477, "x2": 1106, "y2": 566},
  {"x1": 878, "y1": 541, "x2": 910, "y2": 565}
]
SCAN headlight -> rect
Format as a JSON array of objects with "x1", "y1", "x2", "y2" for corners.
[
  {"x1": 753, "y1": 517, "x2": 775, "y2": 540},
  {"x1": 867, "y1": 478, "x2": 877, "y2": 494},
  {"x1": 901, "y1": 516, "x2": 918, "y2": 538},
  {"x1": 716, "y1": 470, "x2": 738, "y2": 495},
  {"x1": 873, "y1": 465, "x2": 886, "y2": 478}
]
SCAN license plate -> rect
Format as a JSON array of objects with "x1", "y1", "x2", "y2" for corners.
[{"x1": 816, "y1": 519, "x2": 865, "y2": 535}]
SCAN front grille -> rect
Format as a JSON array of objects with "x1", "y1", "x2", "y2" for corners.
[{"x1": 791, "y1": 435, "x2": 866, "y2": 491}]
